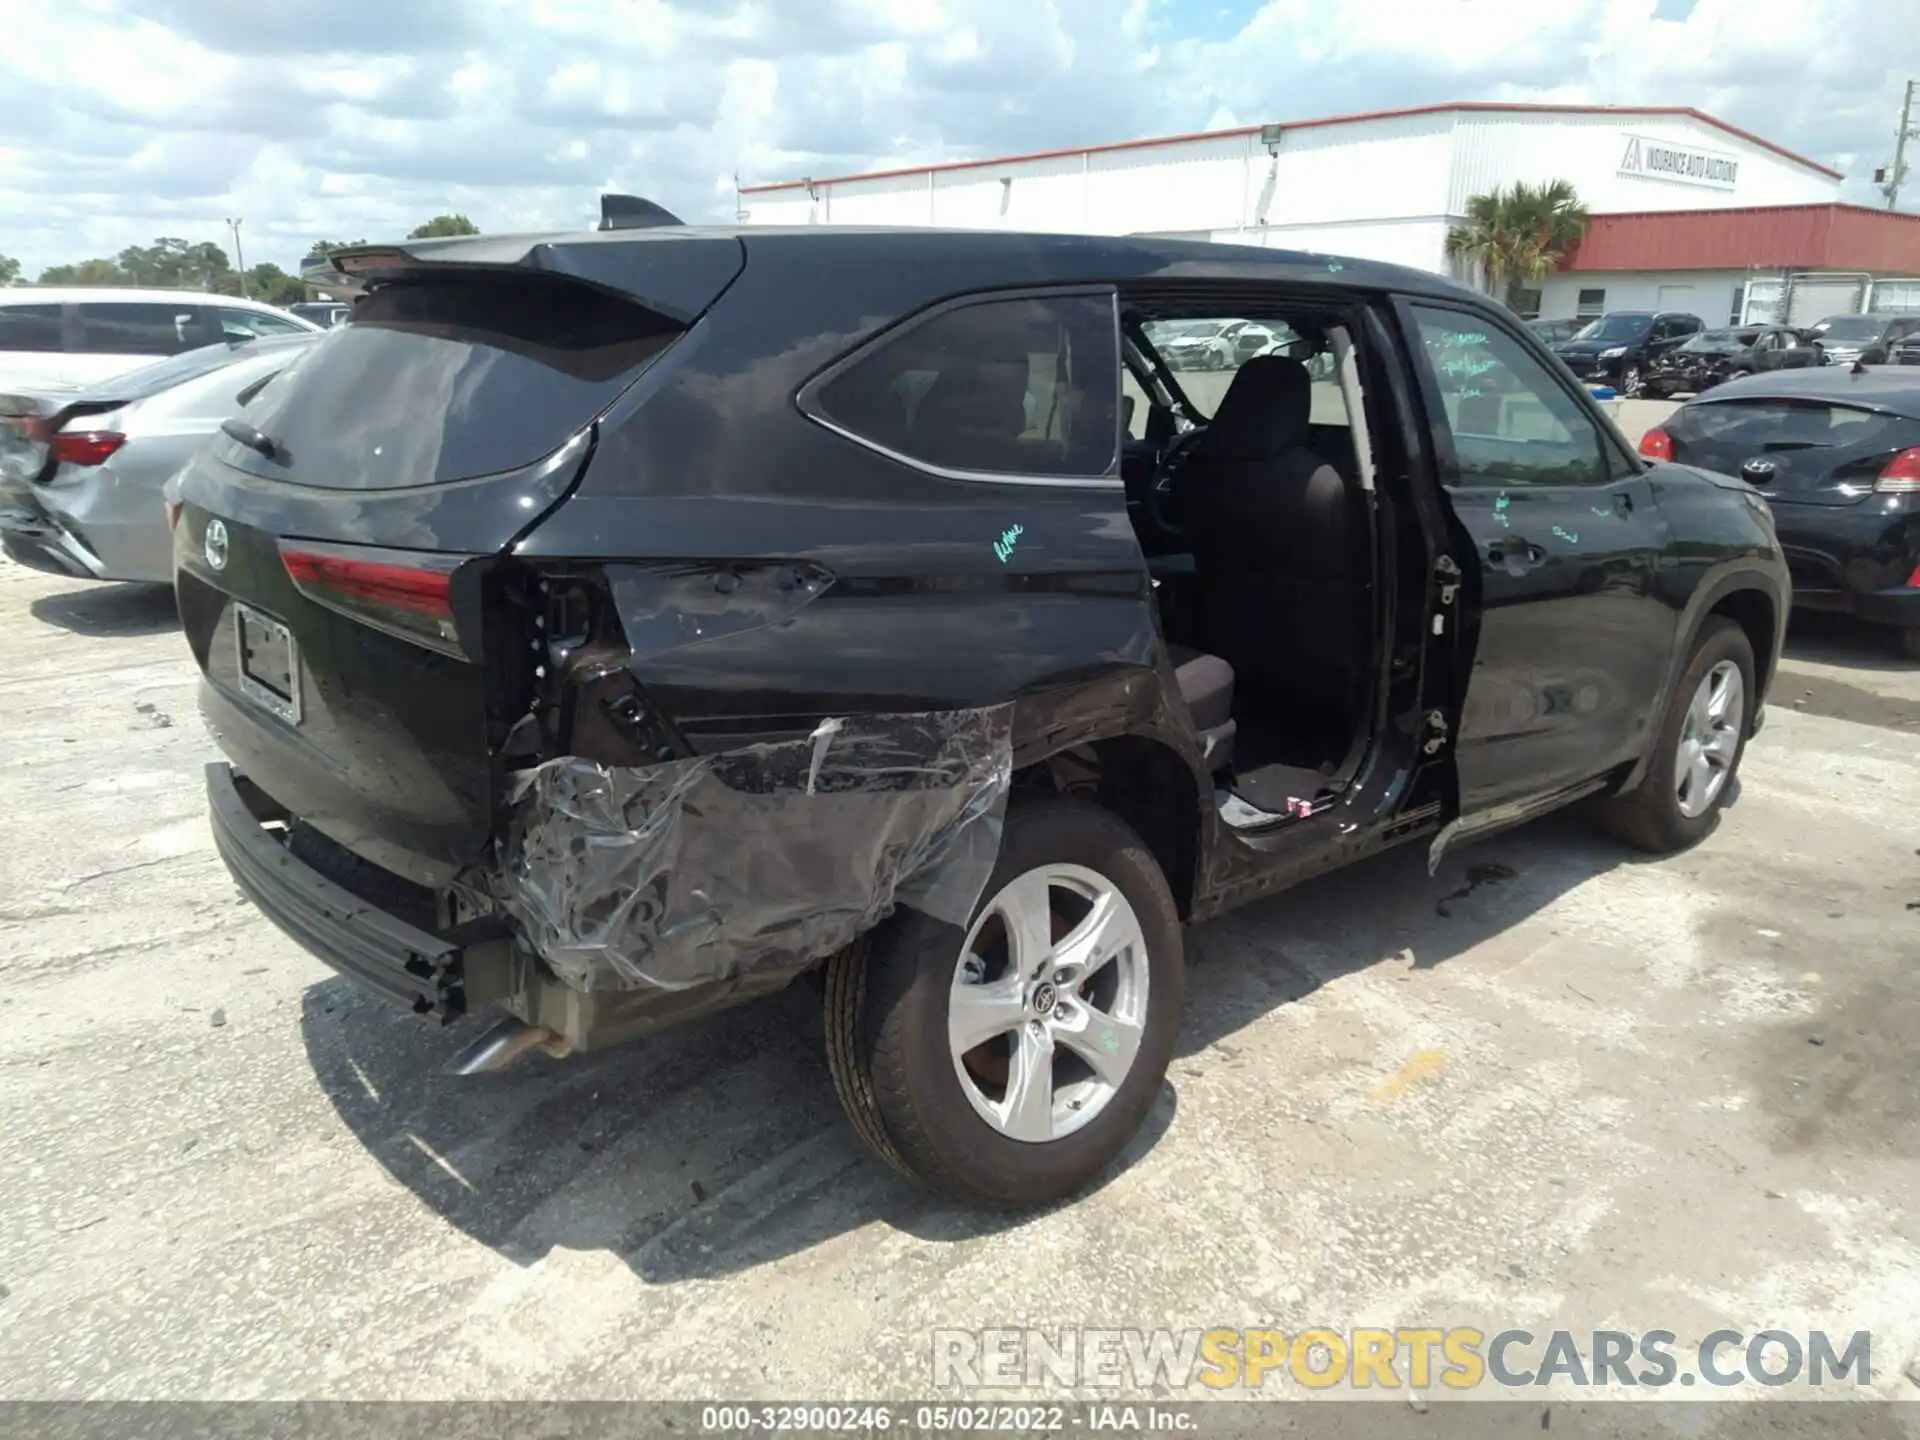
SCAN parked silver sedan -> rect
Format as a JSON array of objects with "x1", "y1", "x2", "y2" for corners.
[{"x1": 0, "y1": 333, "x2": 317, "y2": 584}]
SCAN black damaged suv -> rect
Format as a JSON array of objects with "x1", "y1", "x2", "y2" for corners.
[{"x1": 172, "y1": 210, "x2": 1788, "y2": 1208}]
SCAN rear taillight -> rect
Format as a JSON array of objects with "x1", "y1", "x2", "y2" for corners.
[
  {"x1": 280, "y1": 542, "x2": 463, "y2": 656},
  {"x1": 1907, "y1": 564, "x2": 1920, "y2": 589},
  {"x1": 50, "y1": 430, "x2": 126, "y2": 467},
  {"x1": 1875, "y1": 447, "x2": 1920, "y2": 494},
  {"x1": 1639, "y1": 427, "x2": 1674, "y2": 462}
]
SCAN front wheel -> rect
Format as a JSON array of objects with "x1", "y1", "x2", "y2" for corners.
[
  {"x1": 824, "y1": 798, "x2": 1186, "y2": 1208},
  {"x1": 1597, "y1": 617, "x2": 1754, "y2": 853},
  {"x1": 1620, "y1": 362, "x2": 1645, "y2": 397}
]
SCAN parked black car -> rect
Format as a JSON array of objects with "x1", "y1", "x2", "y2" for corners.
[
  {"x1": 1552, "y1": 311, "x2": 1705, "y2": 394},
  {"x1": 1526, "y1": 318, "x2": 1582, "y2": 345},
  {"x1": 1804, "y1": 312, "x2": 1920, "y2": 367},
  {"x1": 171, "y1": 222, "x2": 1787, "y2": 1208},
  {"x1": 1641, "y1": 325, "x2": 1821, "y2": 399},
  {"x1": 1642, "y1": 366, "x2": 1920, "y2": 657}
]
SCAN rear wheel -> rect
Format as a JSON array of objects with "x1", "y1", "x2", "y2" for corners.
[
  {"x1": 824, "y1": 798, "x2": 1185, "y2": 1208},
  {"x1": 1896, "y1": 628, "x2": 1920, "y2": 662},
  {"x1": 1598, "y1": 617, "x2": 1754, "y2": 853}
]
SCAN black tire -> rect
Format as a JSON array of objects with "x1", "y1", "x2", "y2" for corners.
[
  {"x1": 824, "y1": 798, "x2": 1185, "y2": 1208},
  {"x1": 1597, "y1": 616, "x2": 1755, "y2": 854},
  {"x1": 1896, "y1": 627, "x2": 1920, "y2": 662}
]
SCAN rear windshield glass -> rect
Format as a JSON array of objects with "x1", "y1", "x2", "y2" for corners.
[
  {"x1": 221, "y1": 274, "x2": 682, "y2": 489},
  {"x1": 89, "y1": 338, "x2": 316, "y2": 402},
  {"x1": 1573, "y1": 314, "x2": 1652, "y2": 342},
  {"x1": 1811, "y1": 317, "x2": 1883, "y2": 341},
  {"x1": 1671, "y1": 399, "x2": 1901, "y2": 450},
  {"x1": 1681, "y1": 329, "x2": 1754, "y2": 352}
]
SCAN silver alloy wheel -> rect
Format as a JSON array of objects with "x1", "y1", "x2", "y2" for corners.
[
  {"x1": 948, "y1": 863, "x2": 1150, "y2": 1144},
  {"x1": 1674, "y1": 659, "x2": 1744, "y2": 819},
  {"x1": 1622, "y1": 362, "x2": 1644, "y2": 397}
]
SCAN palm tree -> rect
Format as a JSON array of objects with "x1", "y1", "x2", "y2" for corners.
[{"x1": 1445, "y1": 181, "x2": 1589, "y2": 311}]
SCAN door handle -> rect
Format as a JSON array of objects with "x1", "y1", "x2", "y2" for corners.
[
  {"x1": 1613, "y1": 490, "x2": 1634, "y2": 517},
  {"x1": 1488, "y1": 538, "x2": 1547, "y2": 573}
]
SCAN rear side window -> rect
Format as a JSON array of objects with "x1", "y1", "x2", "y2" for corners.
[
  {"x1": 220, "y1": 307, "x2": 311, "y2": 340},
  {"x1": 0, "y1": 303, "x2": 65, "y2": 353},
  {"x1": 812, "y1": 294, "x2": 1119, "y2": 478},
  {"x1": 220, "y1": 274, "x2": 683, "y2": 490},
  {"x1": 76, "y1": 302, "x2": 221, "y2": 356},
  {"x1": 1669, "y1": 400, "x2": 1903, "y2": 451}
]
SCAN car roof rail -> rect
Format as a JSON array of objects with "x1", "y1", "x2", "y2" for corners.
[{"x1": 599, "y1": 194, "x2": 684, "y2": 231}]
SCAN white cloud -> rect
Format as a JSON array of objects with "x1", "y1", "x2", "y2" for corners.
[{"x1": 0, "y1": 0, "x2": 1907, "y2": 276}]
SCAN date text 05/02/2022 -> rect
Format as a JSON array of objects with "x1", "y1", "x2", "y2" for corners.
[{"x1": 697, "y1": 1403, "x2": 1193, "y2": 1433}]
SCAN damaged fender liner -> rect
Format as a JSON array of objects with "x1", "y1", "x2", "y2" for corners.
[{"x1": 500, "y1": 706, "x2": 1016, "y2": 993}]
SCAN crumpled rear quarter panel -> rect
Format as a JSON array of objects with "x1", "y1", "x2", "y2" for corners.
[{"x1": 499, "y1": 706, "x2": 1014, "y2": 992}]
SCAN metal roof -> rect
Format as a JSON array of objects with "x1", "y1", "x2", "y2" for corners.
[
  {"x1": 1567, "y1": 203, "x2": 1920, "y2": 273},
  {"x1": 317, "y1": 225, "x2": 1479, "y2": 307}
]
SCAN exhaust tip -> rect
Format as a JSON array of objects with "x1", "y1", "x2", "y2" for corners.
[{"x1": 444, "y1": 1017, "x2": 567, "y2": 1075}]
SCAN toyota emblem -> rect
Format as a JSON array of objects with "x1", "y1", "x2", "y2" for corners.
[{"x1": 203, "y1": 518, "x2": 229, "y2": 571}]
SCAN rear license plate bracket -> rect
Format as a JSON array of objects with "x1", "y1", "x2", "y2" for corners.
[{"x1": 236, "y1": 603, "x2": 301, "y2": 725}]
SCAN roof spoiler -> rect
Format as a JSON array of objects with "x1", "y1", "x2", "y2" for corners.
[{"x1": 599, "y1": 193, "x2": 683, "y2": 231}]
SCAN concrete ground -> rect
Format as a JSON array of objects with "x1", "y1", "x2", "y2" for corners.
[{"x1": 1, "y1": 558, "x2": 1916, "y2": 1409}]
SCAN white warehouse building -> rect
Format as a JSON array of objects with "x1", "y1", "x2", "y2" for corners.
[{"x1": 740, "y1": 102, "x2": 1920, "y2": 325}]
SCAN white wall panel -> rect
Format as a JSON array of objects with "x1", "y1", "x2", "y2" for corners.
[
  {"x1": 1536, "y1": 270, "x2": 1753, "y2": 322},
  {"x1": 738, "y1": 106, "x2": 1847, "y2": 288},
  {"x1": 1448, "y1": 112, "x2": 1839, "y2": 216}
]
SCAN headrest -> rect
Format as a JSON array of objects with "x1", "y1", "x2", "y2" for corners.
[
  {"x1": 1197, "y1": 354, "x2": 1313, "y2": 461},
  {"x1": 916, "y1": 352, "x2": 1031, "y2": 446}
]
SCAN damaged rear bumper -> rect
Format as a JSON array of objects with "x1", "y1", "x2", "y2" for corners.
[
  {"x1": 500, "y1": 705, "x2": 1015, "y2": 994},
  {"x1": 1, "y1": 502, "x2": 105, "y2": 580},
  {"x1": 207, "y1": 762, "x2": 501, "y2": 1020},
  {"x1": 210, "y1": 703, "x2": 1013, "y2": 1052}
]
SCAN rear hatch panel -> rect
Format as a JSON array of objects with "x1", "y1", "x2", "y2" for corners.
[
  {"x1": 1663, "y1": 395, "x2": 1917, "y2": 507},
  {"x1": 173, "y1": 246, "x2": 744, "y2": 888},
  {"x1": 174, "y1": 443, "x2": 582, "y2": 886}
]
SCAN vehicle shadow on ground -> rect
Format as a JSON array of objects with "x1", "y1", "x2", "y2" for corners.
[
  {"x1": 1772, "y1": 613, "x2": 1918, "y2": 732},
  {"x1": 28, "y1": 582, "x2": 178, "y2": 637},
  {"x1": 1173, "y1": 804, "x2": 1686, "y2": 1060},
  {"x1": 299, "y1": 801, "x2": 1688, "y2": 1286},
  {"x1": 1781, "y1": 611, "x2": 1916, "y2": 674}
]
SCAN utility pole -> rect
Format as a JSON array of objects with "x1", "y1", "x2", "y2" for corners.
[
  {"x1": 1882, "y1": 79, "x2": 1917, "y2": 211},
  {"x1": 225, "y1": 217, "x2": 248, "y2": 296}
]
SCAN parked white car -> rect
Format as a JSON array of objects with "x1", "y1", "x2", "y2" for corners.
[{"x1": 0, "y1": 287, "x2": 321, "y2": 391}]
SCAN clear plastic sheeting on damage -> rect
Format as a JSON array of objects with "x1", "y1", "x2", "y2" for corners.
[{"x1": 500, "y1": 706, "x2": 1014, "y2": 993}]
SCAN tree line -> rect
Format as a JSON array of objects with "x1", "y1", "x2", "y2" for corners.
[{"x1": 0, "y1": 214, "x2": 481, "y2": 304}]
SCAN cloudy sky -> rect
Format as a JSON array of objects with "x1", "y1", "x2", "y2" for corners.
[{"x1": 1, "y1": 0, "x2": 1912, "y2": 276}]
